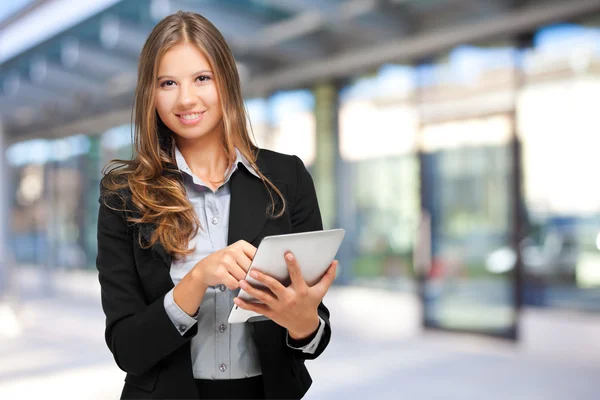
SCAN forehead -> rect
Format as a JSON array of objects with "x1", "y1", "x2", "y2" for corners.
[{"x1": 157, "y1": 43, "x2": 211, "y2": 74}]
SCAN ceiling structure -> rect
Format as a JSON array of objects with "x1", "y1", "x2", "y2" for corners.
[{"x1": 1, "y1": 0, "x2": 600, "y2": 144}]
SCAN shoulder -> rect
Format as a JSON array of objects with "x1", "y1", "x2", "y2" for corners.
[
  {"x1": 255, "y1": 148, "x2": 309, "y2": 184},
  {"x1": 255, "y1": 148, "x2": 297, "y2": 169}
]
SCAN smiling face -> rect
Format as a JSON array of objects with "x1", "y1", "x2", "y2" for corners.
[{"x1": 154, "y1": 42, "x2": 223, "y2": 143}]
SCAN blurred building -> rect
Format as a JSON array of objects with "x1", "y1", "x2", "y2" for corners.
[{"x1": 2, "y1": 0, "x2": 600, "y2": 341}]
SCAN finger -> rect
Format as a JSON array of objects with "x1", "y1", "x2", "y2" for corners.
[
  {"x1": 234, "y1": 297, "x2": 271, "y2": 317},
  {"x1": 222, "y1": 273, "x2": 240, "y2": 291},
  {"x1": 236, "y1": 240, "x2": 257, "y2": 260},
  {"x1": 221, "y1": 255, "x2": 247, "y2": 282},
  {"x1": 231, "y1": 250, "x2": 252, "y2": 273},
  {"x1": 239, "y1": 280, "x2": 276, "y2": 306},
  {"x1": 285, "y1": 252, "x2": 306, "y2": 290},
  {"x1": 246, "y1": 268, "x2": 286, "y2": 299},
  {"x1": 312, "y1": 260, "x2": 338, "y2": 295},
  {"x1": 228, "y1": 264, "x2": 248, "y2": 282}
]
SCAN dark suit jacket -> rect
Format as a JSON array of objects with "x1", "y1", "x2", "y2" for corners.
[{"x1": 96, "y1": 149, "x2": 332, "y2": 399}]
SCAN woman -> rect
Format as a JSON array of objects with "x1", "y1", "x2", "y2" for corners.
[{"x1": 96, "y1": 10, "x2": 336, "y2": 400}]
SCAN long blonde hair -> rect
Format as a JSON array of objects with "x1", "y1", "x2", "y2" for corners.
[{"x1": 101, "y1": 11, "x2": 285, "y2": 260}]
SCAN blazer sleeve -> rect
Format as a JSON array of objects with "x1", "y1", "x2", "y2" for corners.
[
  {"x1": 287, "y1": 155, "x2": 332, "y2": 360},
  {"x1": 96, "y1": 189, "x2": 198, "y2": 376}
]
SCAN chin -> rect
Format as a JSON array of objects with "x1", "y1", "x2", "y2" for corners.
[{"x1": 171, "y1": 126, "x2": 221, "y2": 142}]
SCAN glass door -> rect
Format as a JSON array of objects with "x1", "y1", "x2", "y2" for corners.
[
  {"x1": 416, "y1": 43, "x2": 520, "y2": 337},
  {"x1": 419, "y1": 126, "x2": 517, "y2": 337}
]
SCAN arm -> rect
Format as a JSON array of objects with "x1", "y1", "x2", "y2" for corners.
[
  {"x1": 163, "y1": 288, "x2": 200, "y2": 336},
  {"x1": 96, "y1": 191, "x2": 199, "y2": 376},
  {"x1": 285, "y1": 155, "x2": 332, "y2": 360},
  {"x1": 165, "y1": 261, "x2": 210, "y2": 334}
]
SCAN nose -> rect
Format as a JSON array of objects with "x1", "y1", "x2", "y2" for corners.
[{"x1": 177, "y1": 82, "x2": 197, "y2": 108}]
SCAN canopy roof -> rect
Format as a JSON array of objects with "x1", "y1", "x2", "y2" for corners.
[{"x1": 1, "y1": 0, "x2": 599, "y2": 143}]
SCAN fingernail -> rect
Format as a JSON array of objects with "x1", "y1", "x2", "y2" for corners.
[
  {"x1": 234, "y1": 298, "x2": 240, "y2": 305},
  {"x1": 239, "y1": 280, "x2": 247, "y2": 289},
  {"x1": 250, "y1": 270, "x2": 258, "y2": 278},
  {"x1": 286, "y1": 253, "x2": 294, "y2": 261}
]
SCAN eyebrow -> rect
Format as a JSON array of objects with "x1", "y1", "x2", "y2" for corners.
[{"x1": 156, "y1": 70, "x2": 212, "y2": 81}]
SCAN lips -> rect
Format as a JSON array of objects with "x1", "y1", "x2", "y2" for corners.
[{"x1": 175, "y1": 111, "x2": 205, "y2": 125}]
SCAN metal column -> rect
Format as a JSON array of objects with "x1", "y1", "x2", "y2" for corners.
[
  {"x1": 0, "y1": 119, "x2": 22, "y2": 338},
  {"x1": 0, "y1": 119, "x2": 11, "y2": 298}
]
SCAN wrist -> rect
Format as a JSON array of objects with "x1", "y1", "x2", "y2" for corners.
[
  {"x1": 191, "y1": 263, "x2": 208, "y2": 291},
  {"x1": 289, "y1": 313, "x2": 320, "y2": 340}
]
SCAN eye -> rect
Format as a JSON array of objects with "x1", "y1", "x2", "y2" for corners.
[
  {"x1": 196, "y1": 75, "x2": 211, "y2": 83},
  {"x1": 160, "y1": 80, "x2": 175, "y2": 88}
]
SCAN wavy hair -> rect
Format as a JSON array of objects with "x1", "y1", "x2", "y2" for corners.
[{"x1": 101, "y1": 11, "x2": 286, "y2": 260}]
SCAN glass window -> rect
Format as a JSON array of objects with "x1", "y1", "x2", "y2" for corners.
[
  {"x1": 245, "y1": 97, "x2": 270, "y2": 148},
  {"x1": 7, "y1": 135, "x2": 92, "y2": 269},
  {"x1": 518, "y1": 22, "x2": 600, "y2": 311},
  {"x1": 338, "y1": 64, "x2": 420, "y2": 290},
  {"x1": 267, "y1": 90, "x2": 316, "y2": 167},
  {"x1": 101, "y1": 124, "x2": 134, "y2": 164}
]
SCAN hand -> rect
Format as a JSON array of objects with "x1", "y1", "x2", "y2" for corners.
[
  {"x1": 234, "y1": 252, "x2": 338, "y2": 339},
  {"x1": 193, "y1": 240, "x2": 257, "y2": 290}
]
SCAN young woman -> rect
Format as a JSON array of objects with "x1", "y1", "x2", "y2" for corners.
[{"x1": 96, "y1": 11, "x2": 336, "y2": 400}]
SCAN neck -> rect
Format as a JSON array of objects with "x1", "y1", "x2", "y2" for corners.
[{"x1": 175, "y1": 133, "x2": 230, "y2": 185}]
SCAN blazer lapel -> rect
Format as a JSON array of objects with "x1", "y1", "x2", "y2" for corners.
[{"x1": 227, "y1": 161, "x2": 270, "y2": 246}]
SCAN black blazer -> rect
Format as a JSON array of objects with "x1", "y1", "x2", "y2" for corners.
[{"x1": 96, "y1": 149, "x2": 331, "y2": 399}]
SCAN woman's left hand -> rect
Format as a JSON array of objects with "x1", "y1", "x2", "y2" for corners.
[{"x1": 234, "y1": 252, "x2": 338, "y2": 340}]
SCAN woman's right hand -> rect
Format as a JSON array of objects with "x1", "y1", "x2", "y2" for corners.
[{"x1": 193, "y1": 240, "x2": 257, "y2": 289}]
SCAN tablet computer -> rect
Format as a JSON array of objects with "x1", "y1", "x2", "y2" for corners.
[{"x1": 228, "y1": 228, "x2": 345, "y2": 324}]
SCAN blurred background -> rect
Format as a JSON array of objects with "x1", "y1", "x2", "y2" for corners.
[{"x1": 1, "y1": 0, "x2": 600, "y2": 398}]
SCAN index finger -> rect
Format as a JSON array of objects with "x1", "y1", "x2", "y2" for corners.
[
  {"x1": 235, "y1": 240, "x2": 257, "y2": 259},
  {"x1": 245, "y1": 269, "x2": 287, "y2": 299}
]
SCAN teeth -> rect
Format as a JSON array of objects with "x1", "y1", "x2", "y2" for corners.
[{"x1": 179, "y1": 113, "x2": 200, "y2": 120}]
